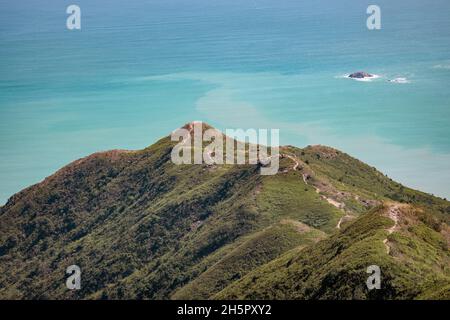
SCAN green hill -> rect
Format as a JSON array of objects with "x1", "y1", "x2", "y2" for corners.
[
  {"x1": 0, "y1": 122, "x2": 448, "y2": 299},
  {"x1": 215, "y1": 204, "x2": 450, "y2": 299}
]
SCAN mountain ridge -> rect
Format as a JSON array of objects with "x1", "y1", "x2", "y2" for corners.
[{"x1": 0, "y1": 122, "x2": 449, "y2": 299}]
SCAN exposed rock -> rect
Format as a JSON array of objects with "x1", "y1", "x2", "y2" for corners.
[{"x1": 348, "y1": 71, "x2": 373, "y2": 79}]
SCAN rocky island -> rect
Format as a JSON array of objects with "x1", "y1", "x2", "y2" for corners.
[{"x1": 348, "y1": 71, "x2": 374, "y2": 79}]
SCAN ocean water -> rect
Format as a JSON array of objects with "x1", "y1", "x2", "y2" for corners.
[{"x1": 1, "y1": 0, "x2": 450, "y2": 203}]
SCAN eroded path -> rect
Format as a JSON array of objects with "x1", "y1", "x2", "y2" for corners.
[
  {"x1": 283, "y1": 154, "x2": 300, "y2": 171},
  {"x1": 383, "y1": 204, "x2": 401, "y2": 254},
  {"x1": 336, "y1": 215, "x2": 354, "y2": 229},
  {"x1": 285, "y1": 154, "x2": 345, "y2": 210},
  {"x1": 282, "y1": 153, "x2": 348, "y2": 228}
]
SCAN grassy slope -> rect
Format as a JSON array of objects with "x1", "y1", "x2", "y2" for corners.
[
  {"x1": 90, "y1": 148, "x2": 342, "y2": 299},
  {"x1": 297, "y1": 145, "x2": 450, "y2": 219},
  {"x1": 172, "y1": 222, "x2": 326, "y2": 299},
  {"x1": 256, "y1": 172, "x2": 342, "y2": 233},
  {"x1": 0, "y1": 124, "x2": 448, "y2": 299},
  {"x1": 215, "y1": 205, "x2": 450, "y2": 300},
  {"x1": 0, "y1": 136, "x2": 264, "y2": 298}
]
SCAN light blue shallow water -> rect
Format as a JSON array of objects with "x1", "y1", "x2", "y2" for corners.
[{"x1": 1, "y1": 0, "x2": 450, "y2": 203}]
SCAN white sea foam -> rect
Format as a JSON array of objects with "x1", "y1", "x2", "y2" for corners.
[
  {"x1": 433, "y1": 64, "x2": 450, "y2": 70},
  {"x1": 337, "y1": 74, "x2": 382, "y2": 82},
  {"x1": 388, "y1": 77, "x2": 410, "y2": 84}
]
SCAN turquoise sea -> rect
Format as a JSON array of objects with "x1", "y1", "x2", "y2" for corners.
[{"x1": 1, "y1": 0, "x2": 450, "y2": 203}]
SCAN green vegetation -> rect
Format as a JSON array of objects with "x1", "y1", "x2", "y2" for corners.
[
  {"x1": 297, "y1": 145, "x2": 450, "y2": 220},
  {"x1": 0, "y1": 123, "x2": 448, "y2": 299},
  {"x1": 255, "y1": 173, "x2": 342, "y2": 233},
  {"x1": 172, "y1": 222, "x2": 325, "y2": 299},
  {"x1": 215, "y1": 205, "x2": 450, "y2": 300}
]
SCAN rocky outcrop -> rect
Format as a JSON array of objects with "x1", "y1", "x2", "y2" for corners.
[{"x1": 348, "y1": 71, "x2": 373, "y2": 79}]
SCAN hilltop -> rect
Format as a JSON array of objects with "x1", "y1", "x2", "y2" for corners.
[{"x1": 0, "y1": 123, "x2": 449, "y2": 299}]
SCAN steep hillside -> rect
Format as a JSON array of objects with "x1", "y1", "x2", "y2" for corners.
[
  {"x1": 171, "y1": 221, "x2": 326, "y2": 299},
  {"x1": 215, "y1": 204, "x2": 450, "y2": 299},
  {"x1": 0, "y1": 122, "x2": 448, "y2": 299}
]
